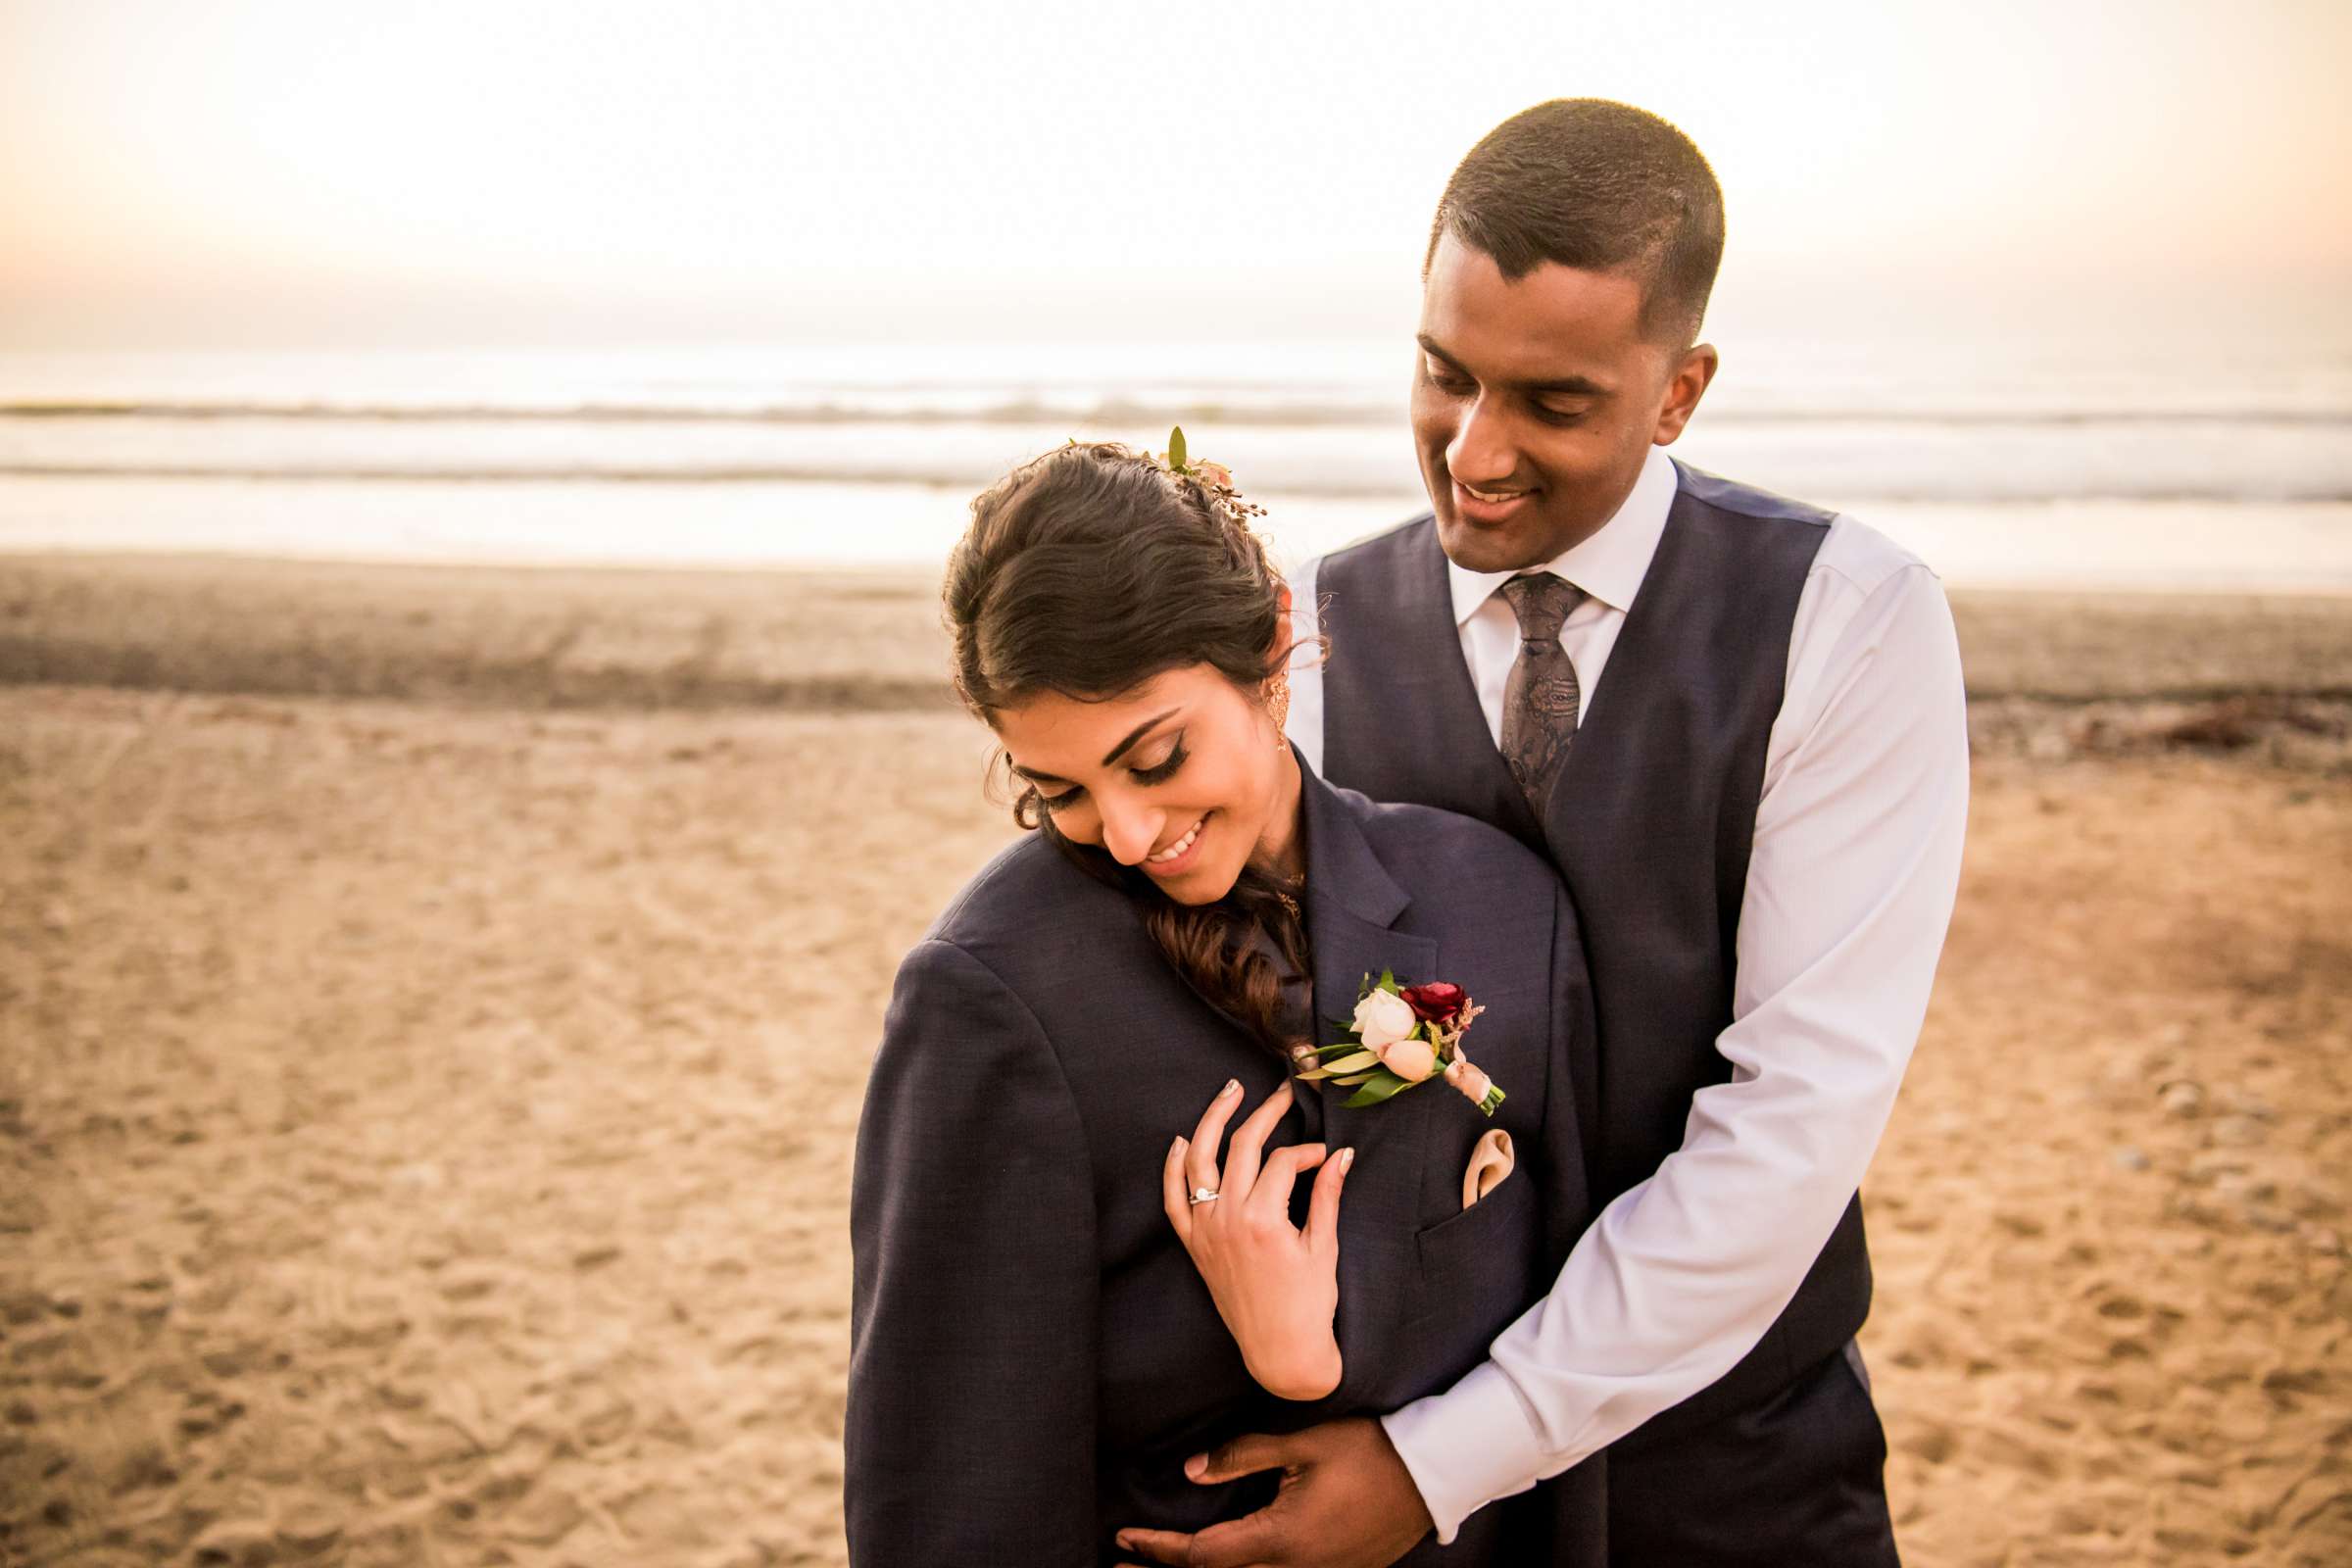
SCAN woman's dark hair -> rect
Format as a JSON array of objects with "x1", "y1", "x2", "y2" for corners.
[{"x1": 945, "y1": 440, "x2": 1309, "y2": 1061}]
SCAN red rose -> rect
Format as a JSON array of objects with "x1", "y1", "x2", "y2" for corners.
[{"x1": 1399, "y1": 982, "x2": 1465, "y2": 1024}]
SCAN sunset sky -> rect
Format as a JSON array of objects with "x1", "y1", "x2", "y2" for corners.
[{"x1": 3, "y1": 0, "x2": 2346, "y2": 349}]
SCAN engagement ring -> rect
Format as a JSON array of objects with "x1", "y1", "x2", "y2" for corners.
[{"x1": 1188, "y1": 1186, "x2": 1220, "y2": 1206}]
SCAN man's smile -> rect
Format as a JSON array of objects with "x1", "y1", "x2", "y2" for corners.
[{"x1": 1451, "y1": 479, "x2": 1541, "y2": 524}]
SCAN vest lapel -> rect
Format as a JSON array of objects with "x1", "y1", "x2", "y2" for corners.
[
  {"x1": 1399, "y1": 524, "x2": 1543, "y2": 844},
  {"x1": 1320, "y1": 517, "x2": 1540, "y2": 845}
]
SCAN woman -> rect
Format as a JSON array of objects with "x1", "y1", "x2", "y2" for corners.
[{"x1": 846, "y1": 439, "x2": 1604, "y2": 1565}]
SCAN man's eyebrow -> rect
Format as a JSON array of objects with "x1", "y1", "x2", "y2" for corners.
[
  {"x1": 1416, "y1": 334, "x2": 1466, "y2": 373},
  {"x1": 1523, "y1": 374, "x2": 1611, "y2": 398},
  {"x1": 1416, "y1": 333, "x2": 1611, "y2": 399},
  {"x1": 1004, "y1": 707, "x2": 1183, "y2": 788}
]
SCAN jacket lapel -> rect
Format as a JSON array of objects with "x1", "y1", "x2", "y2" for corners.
[{"x1": 1297, "y1": 769, "x2": 1444, "y2": 1397}]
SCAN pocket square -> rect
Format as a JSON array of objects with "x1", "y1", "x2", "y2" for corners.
[{"x1": 1461, "y1": 1128, "x2": 1514, "y2": 1210}]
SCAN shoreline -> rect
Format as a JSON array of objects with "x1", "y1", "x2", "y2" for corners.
[
  {"x1": 6, "y1": 551, "x2": 2349, "y2": 772},
  {"x1": 5, "y1": 550, "x2": 2350, "y2": 712}
]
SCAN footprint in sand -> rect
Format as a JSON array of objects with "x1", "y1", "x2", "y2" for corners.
[{"x1": 1898, "y1": 1423, "x2": 1957, "y2": 1466}]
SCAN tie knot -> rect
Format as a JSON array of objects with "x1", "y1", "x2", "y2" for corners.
[{"x1": 1498, "y1": 572, "x2": 1583, "y2": 644}]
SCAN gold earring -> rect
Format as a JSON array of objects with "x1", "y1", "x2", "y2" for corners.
[{"x1": 1266, "y1": 670, "x2": 1292, "y2": 745}]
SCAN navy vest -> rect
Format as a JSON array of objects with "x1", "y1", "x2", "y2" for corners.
[{"x1": 1315, "y1": 463, "x2": 1870, "y2": 1432}]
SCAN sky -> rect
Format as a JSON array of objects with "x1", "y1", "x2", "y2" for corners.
[{"x1": 2, "y1": 0, "x2": 2347, "y2": 349}]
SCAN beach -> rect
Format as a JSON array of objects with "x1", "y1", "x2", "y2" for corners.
[{"x1": 2, "y1": 554, "x2": 2348, "y2": 1567}]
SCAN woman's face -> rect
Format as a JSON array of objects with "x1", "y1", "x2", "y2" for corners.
[{"x1": 994, "y1": 663, "x2": 1300, "y2": 905}]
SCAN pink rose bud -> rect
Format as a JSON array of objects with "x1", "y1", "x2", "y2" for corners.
[{"x1": 1377, "y1": 1036, "x2": 1439, "y2": 1083}]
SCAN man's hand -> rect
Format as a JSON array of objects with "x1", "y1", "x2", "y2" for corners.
[{"x1": 1113, "y1": 1418, "x2": 1434, "y2": 1568}]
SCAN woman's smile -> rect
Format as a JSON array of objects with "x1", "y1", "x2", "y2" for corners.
[{"x1": 1144, "y1": 811, "x2": 1212, "y2": 875}]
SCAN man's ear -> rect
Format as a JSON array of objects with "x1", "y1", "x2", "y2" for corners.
[{"x1": 1652, "y1": 343, "x2": 1720, "y2": 446}]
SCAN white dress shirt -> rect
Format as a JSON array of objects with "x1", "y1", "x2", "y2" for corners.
[{"x1": 1283, "y1": 444, "x2": 1970, "y2": 1543}]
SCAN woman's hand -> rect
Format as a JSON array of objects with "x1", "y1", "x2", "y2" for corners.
[{"x1": 1163, "y1": 1079, "x2": 1351, "y2": 1401}]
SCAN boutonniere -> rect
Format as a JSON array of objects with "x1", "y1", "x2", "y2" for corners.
[{"x1": 1292, "y1": 971, "x2": 1504, "y2": 1116}]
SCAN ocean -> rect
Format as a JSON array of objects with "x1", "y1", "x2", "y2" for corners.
[{"x1": 2, "y1": 337, "x2": 2347, "y2": 591}]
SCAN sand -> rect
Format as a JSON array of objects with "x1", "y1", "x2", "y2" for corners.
[{"x1": 1, "y1": 555, "x2": 2348, "y2": 1567}]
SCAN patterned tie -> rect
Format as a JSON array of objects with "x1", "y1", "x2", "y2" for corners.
[{"x1": 1497, "y1": 572, "x2": 1587, "y2": 813}]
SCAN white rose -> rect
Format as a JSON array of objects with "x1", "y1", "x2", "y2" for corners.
[{"x1": 1351, "y1": 988, "x2": 1417, "y2": 1051}]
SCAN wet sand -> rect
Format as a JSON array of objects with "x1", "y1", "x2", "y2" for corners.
[{"x1": 2, "y1": 555, "x2": 2348, "y2": 1566}]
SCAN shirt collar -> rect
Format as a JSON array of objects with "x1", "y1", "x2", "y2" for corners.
[{"x1": 1446, "y1": 444, "x2": 1681, "y2": 626}]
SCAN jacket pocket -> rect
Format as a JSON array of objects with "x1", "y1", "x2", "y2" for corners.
[{"x1": 1400, "y1": 1165, "x2": 1542, "y2": 1388}]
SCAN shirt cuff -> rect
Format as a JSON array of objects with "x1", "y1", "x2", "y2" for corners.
[{"x1": 1379, "y1": 1360, "x2": 1555, "y2": 1546}]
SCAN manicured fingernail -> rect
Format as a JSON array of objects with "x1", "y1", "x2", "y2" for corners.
[
  {"x1": 1340, "y1": 1147, "x2": 1355, "y2": 1171},
  {"x1": 1220, "y1": 1078, "x2": 1240, "y2": 1098},
  {"x1": 1114, "y1": 1532, "x2": 1135, "y2": 1549},
  {"x1": 1184, "y1": 1453, "x2": 1208, "y2": 1480}
]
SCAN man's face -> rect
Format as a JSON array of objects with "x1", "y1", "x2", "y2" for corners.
[{"x1": 1411, "y1": 231, "x2": 1714, "y2": 573}]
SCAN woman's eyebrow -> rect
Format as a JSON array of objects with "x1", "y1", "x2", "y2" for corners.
[
  {"x1": 1101, "y1": 709, "x2": 1179, "y2": 766},
  {"x1": 1006, "y1": 708, "x2": 1181, "y2": 787}
]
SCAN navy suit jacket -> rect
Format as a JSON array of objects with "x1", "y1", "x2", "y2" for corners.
[{"x1": 847, "y1": 764, "x2": 1605, "y2": 1566}]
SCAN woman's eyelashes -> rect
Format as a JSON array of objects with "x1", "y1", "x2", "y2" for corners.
[
  {"x1": 1130, "y1": 736, "x2": 1190, "y2": 786},
  {"x1": 1034, "y1": 736, "x2": 1190, "y2": 815}
]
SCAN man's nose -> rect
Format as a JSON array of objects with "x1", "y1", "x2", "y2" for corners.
[
  {"x1": 1446, "y1": 394, "x2": 1519, "y2": 487},
  {"x1": 1097, "y1": 796, "x2": 1165, "y2": 866}
]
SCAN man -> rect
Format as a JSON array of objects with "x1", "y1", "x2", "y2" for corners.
[{"x1": 1117, "y1": 99, "x2": 1968, "y2": 1566}]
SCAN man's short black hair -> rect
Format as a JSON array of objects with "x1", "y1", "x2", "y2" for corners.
[{"x1": 1427, "y1": 99, "x2": 1725, "y2": 346}]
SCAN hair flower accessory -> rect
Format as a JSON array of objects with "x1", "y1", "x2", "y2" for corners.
[
  {"x1": 1293, "y1": 969, "x2": 1502, "y2": 1115},
  {"x1": 1150, "y1": 426, "x2": 1267, "y2": 527}
]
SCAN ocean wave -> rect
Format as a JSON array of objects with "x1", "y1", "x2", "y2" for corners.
[
  {"x1": 0, "y1": 462, "x2": 980, "y2": 485},
  {"x1": 5, "y1": 461, "x2": 2349, "y2": 505},
  {"x1": 3, "y1": 398, "x2": 2347, "y2": 428},
  {"x1": 1, "y1": 398, "x2": 1404, "y2": 426}
]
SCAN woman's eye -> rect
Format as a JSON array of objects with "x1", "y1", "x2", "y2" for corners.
[
  {"x1": 1131, "y1": 739, "x2": 1188, "y2": 786},
  {"x1": 1037, "y1": 787, "x2": 1084, "y2": 814}
]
